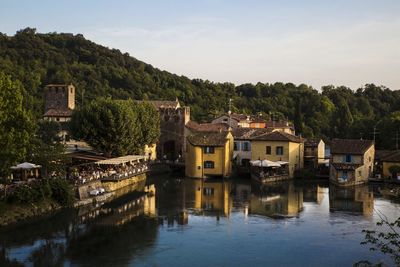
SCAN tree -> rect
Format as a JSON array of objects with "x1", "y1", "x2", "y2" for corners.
[
  {"x1": 359, "y1": 212, "x2": 400, "y2": 266},
  {"x1": 27, "y1": 121, "x2": 68, "y2": 178},
  {"x1": 134, "y1": 101, "x2": 160, "y2": 146},
  {"x1": 70, "y1": 98, "x2": 160, "y2": 157},
  {"x1": 0, "y1": 72, "x2": 34, "y2": 177},
  {"x1": 333, "y1": 99, "x2": 354, "y2": 138},
  {"x1": 294, "y1": 98, "x2": 303, "y2": 135}
]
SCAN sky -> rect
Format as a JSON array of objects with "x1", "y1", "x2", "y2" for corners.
[{"x1": 1, "y1": 0, "x2": 400, "y2": 90}]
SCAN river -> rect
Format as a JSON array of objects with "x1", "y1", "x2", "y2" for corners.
[{"x1": 1, "y1": 175, "x2": 399, "y2": 266}]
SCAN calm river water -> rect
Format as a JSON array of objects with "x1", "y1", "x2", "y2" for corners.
[{"x1": 1, "y1": 175, "x2": 400, "y2": 267}]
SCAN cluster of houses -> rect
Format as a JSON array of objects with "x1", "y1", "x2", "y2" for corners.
[
  {"x1": 7, "y1": 84, "x2": 400, "y2": 190},
  {"x1": 182, "y1": 105, "x2": 400, "y2": 187}
]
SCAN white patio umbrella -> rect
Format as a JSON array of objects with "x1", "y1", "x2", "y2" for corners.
[
  {"x1": 250, "y1": 160, "x2": 281, "y2": 167},
  {"x1": 262, "y1": 159, "x2": 281, "y2": 167},
  {"x1": 10, "y1": 162, "x2": 41, "y2": 170}
]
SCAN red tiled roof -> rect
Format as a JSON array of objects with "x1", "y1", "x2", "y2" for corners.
[
  {"x1": 186, "y1": 121, "x2": 229, "y2": 132},
  {"x1": 381, "y1": 150, "x2": 400, "y2": 162},
  {"x1": 214, "y1": 113, "x2": 248, "y2": 122},
  {"x1": 43, "y1": 109, "x2": 73, "y2": 117},
  {"x1": 233, "y1": 128, "x2": 271, "y2": 140},
  {"x1": 187, "y1": 131, "x2": 230, "y2": 146},
  {"x1": 251, "y1": 131, "x2": 303, "y2": 143},
  {"x1": 305, "y1": 139, "x2": 322, "y2": 147},
  {"x1": 331, "y1": 139, "x2": 374, "y2": 155},
  {"x1": 250, "y1": 118, "x2": 266, "y2": 123}
]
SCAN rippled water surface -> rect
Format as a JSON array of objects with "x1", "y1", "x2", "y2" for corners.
[{"x1": 1, "y1": 175, "x2": 400, "y2": 267}]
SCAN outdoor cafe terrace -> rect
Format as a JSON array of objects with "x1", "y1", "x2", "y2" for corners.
[{"x1": 69, "y1": 155, "x2": 148, "y2": 185}]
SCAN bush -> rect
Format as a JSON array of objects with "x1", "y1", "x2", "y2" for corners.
[
  {"x1": 48, "y1": 178, "x2": 75, "y2": 206},
  {"x1": 7, "y1": 178, "x2": 75, "y2": 206}
]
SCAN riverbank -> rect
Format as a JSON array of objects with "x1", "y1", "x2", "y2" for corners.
[{"x1": 0, "y1": 199, "x2": 61, "y2": 227}]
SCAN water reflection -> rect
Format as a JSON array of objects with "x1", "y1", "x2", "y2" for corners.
[
  {"x1": 329, "y1": 185, "x2": 374, "y2": 216},
  {"x1": 303, "y1": 184, "x2": 325, "y2": 204},
  {"x1": 249, "y1": 181, "x2": 304, "y2": 218},
  {"x1": 0, "y1": 175, "x2": 395, "y2": 266}
]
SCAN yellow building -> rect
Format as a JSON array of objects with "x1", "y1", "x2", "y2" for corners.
[
  {"x1": 304, "y1": 139, "x2": 326, "y2": 169},
  {"x1": 144, "y1": 143, "x2": 157, "y2": 160},
  {"x1": 250, "y1": 131, "x2": 304, "y2": 178},
  {"x1": 185, "y1": 131, "x2": 234, "y2": 178},
  {"x1": 379, "y1": 151, "x2": 400, "y2": 178},
  {"x1": 330, "y1": 139, "x2": 375, "y2": 186}
]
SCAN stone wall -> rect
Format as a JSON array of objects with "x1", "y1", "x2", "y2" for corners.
[
  {"x1": 44, "y1": 84, "x2": 75, "y2": 111},
  {"x1": 157, "y1": 106, "x2": 190, "y2": 160}
]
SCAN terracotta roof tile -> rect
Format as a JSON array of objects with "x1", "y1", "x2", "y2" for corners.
[
  {"x1": 331, "y1": 139, "x2": 374, "y2": 155},
  {"x1": 186, "y1": 121, "x2": 229, "y2": 132},
  {"x1": 381, "y1": 150, "x2": 400, "y2": 162},
  {"x1": 187, "y1": 132, "x2": 229, "y2": 146},
  {"x1": 251, "y1": 131, "x2": 303, "y2": 143},
  {"x1": 375, "y1": 150, "x2": 397, "y2": 161},
  {"x1": 305, "y1": 139, "x2": 322, "y2": 147},
  {"x1": 233, "y1": 128, "x2": 271, "y2": 140}
]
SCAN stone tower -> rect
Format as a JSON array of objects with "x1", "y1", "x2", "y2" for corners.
[
  {"x1": 141, "y1": 99, "x2": 190, "y2": 160},
  {"x1": 43, "y1": 84, "x2": 75, "y2": 122},
  {"x1": 44, "y1": 84, "x2": 75, "y2": 112}
]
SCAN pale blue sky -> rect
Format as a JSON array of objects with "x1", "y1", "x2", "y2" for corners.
[{"x1": 1, "y1": 0, "x2": 400, "y2": 90}]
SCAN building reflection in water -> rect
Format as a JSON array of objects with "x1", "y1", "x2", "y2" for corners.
[
  {"x1": 249, "y1": 181, "x2": 304, "y2": 218},
  {"x1": 329, "y1": 185, "x2": 374, "y2": 216},
  {"x1": 188, "y1": 178, "x2": 232, "y2": 218},
  {"x1": 303, "y1": 184, "x2": 325, "y2": 204}
]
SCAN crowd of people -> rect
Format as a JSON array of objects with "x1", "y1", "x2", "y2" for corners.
[{"x1": 69, "y1": 163, "x2": 149, "y2": 185}]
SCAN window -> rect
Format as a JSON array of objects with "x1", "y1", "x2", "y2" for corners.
[
  {"x1": 204, "y1": 161, "x2": 215, "y2": 169},
  {"x1": 223, "y1": 118, "x2": 228, "y2": 122},
  {"x1": 276, "y1": 146, "x2": 284, "y2": 155},
  {"x1": 204, "y1": 147, "x2": 215, "y2": 154},
  {"x1": 342, "y1": 171, "x2": 348, "y2": 181},
  {"x1": 203, "y1": 188, "x2": 214, "y2": 196},
  {"x1": 266, "y1": 146, "x2": 272, "y2": 155},
  {"x1": 234, "y1": 142, "x2": 240, "y2": 151},
  {"x1": 242, "y1": 142, "x2": 251, "y2": 151},
  {"x1": 345, "y1": 154, "x2": 352, "y2": 163}
]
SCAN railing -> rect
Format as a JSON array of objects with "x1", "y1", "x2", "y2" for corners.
[
  {"x1": 259, "y1": 171, "x2": 289, "y2": 179},
  {"x1": 72, "y1": 164, "x2": 149, "y2": 185},
  {"x1": 101, "y1": 164, "x2": 149, "y2": 181}
]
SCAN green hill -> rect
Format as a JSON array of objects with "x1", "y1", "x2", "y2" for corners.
[{"x1": 1, "y1": 27, "x2": 400, "y2": 149}]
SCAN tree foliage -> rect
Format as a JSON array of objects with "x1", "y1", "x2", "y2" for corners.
[
  {"x1": 27, "y1": 121, "x2": 69, "y2": 178},
  {"x1": 1, "y1": 29, "x2": 400, "y2": 148},
  {"x1": 0, "y1": 72, "x2": 34, "y2": 177},
  {"x1": 359, "y1": 213, "x2": 400, "y2": 266},
  {"x1": 70, "y1": 98, "x2": 159, "y2": 156}
]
